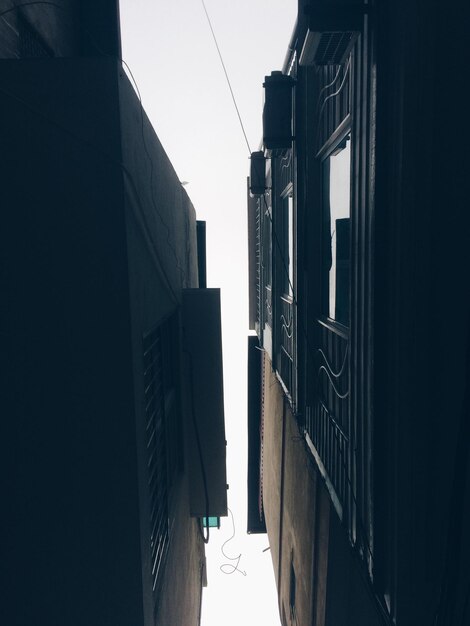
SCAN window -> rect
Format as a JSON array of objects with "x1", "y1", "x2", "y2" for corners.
[
  {"x1": 321, "y1": 135, "x2": 351, "y2": 326},
  {"x1": 281, "y1": 187, "x2": 294, "y2": 298},
  {"x1": 143, "y1": 324, "x2": 170, "y2": 604},
  {"x1": 277, "y1": 183, "x2": 295, "y2": 397},
  {"x1": 262, "y1": 196, "x2": 273, "y2": 307},
  {"x1": 261, "y1": 187, "x2": 274, "y2": 353}
]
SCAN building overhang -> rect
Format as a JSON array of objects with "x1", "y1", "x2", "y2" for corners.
[
  {"x1": 247, "y1": 335, "x2": 266, "y2": 534},
  {"x1": 182, "y1": 288, "x2": 228, "y2": 518}
]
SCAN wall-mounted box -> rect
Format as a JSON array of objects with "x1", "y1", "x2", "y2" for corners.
[{"x1": 250, "y1": 151, "x2": 266, "y2": 196}]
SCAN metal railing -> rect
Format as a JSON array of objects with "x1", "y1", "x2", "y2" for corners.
[
  {"x1": 279, "y1": 295, "x2": 294, "y2": 397},
  {"x1": 305, "y1": 321, "x2": 351, "y2": 528}
]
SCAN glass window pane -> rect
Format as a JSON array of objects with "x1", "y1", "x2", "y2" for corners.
[
  {"x1": 281, "y1": 191, "x2": 293, "y2": 298},
  {"x1": 322, "y1": 136, "x2": 351, "y2": 325}
]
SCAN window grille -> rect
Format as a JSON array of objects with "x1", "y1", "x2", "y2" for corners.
[
  {"x1": 274, "y1": 153, "x2": 295, "y2": 400},
  {"x1": 143, "y1": 327, "x2": 170, "y2": 608},
  {"x1": 255, "y1": 196, "x2": 261, "y2": 334},
  {"x1": 142, "y1": 313, "x2": 181, "y2": 614},
  {"x1": 305, "y1": 321, "x2": 351, "y2": 530}
]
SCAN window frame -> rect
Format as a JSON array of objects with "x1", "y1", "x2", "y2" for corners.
[{"x1": 320, "y1": 130, "x2": 352, "y2": 330}]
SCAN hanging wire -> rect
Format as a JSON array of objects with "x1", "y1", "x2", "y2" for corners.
[
  {"x1": 219, "y1": 508, "x2": 247, "y2": 576},
  {"x1": 199, "y1": 0, "x2": 252, "y2": 155}
]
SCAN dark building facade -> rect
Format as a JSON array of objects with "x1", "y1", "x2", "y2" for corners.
[
  {"x1": 248, "y1": 1, "x2": 470, "y2": 625},
  {"x1": 1, "y1": 3, "x2": 227, "y2": 625}
]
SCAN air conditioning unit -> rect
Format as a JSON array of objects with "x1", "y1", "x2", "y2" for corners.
[
  {"x1": 299, "y1": 2, "x2": 365, "y2": 66},
  {"x1": 263, "y1": 71, "x2": 295, "y2": 152},
  {"x1": 250, "y1": 151, "x2": 266, "y2": 196}
]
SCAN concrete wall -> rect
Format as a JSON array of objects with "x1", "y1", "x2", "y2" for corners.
[
  {"x1": 0, "y1": 57, "x2": 142, "y2": 626},
  {"x1": 0, "y1": 1, "x2": 121, "y2": 59},
  {"x1": 324, "y1": 512, "x2": 384, "y2": 626},
  {"x1": 1, "y1": 57, "x2": 205, "y2": 626},
  {"x1": 155, "y1": 477, "x2": 205, "y2": 626},
  {"x1": 118, "y1": 66, "x2": 205, "y2": 626},
  {"x1": 261, "y1": 353, "x2": 284, "y2": 590},
  {"x1": 277, "y1": 395, "x2": 326, "y2": 626},
  {"x1": 374, "y1": 2, "x2": 470, "y2": 622},
  {"x1": 261, "y1": 351, "x2": 384, "y2": 626},
  {"x1": 261, "y1": 352, "x2": 329, "y2": 626}
]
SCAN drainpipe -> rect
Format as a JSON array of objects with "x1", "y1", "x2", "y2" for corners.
[{"x1": 282, "y1": 18, "x2": 299, "y2": 74}]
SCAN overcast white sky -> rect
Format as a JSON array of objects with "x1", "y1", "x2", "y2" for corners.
[{"x1": 118, "y1": 1, "x2": 297, "y2": 623}]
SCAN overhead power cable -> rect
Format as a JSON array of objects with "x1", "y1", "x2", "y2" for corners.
[{"x1": 199, "y1": 0, "x2": 252, "y2": 155}]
